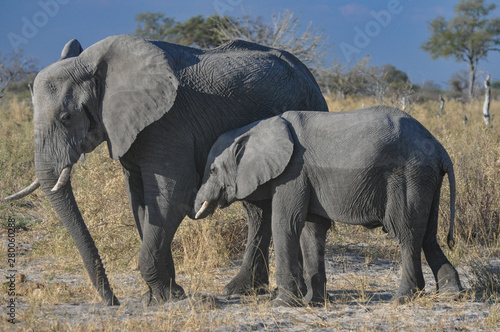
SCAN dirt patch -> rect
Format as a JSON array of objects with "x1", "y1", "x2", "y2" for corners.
[{"x1": 2, "y1": 237, "x2": 499, "y2": 331}]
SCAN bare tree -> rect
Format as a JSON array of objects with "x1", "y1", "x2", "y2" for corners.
[
  {"x1": 315, "y1": 56, "x2": 372, "y2": 98},
  {"x1": 449, "y1": 70, "x2": 468, "y2": 95},
  {"x1": 364, "y1": 67, "x2": 391, "y2": 104},
  {"x1": 317, "y1": 56, "x2": 414, "y2": 106},
  {"x1": 214, "y1": 10, "x2": 329, "y2": 68},
  {"x1": 483, "y1": 74, "x2": 491, "y2": 125},
  {"x1": 438, "y1": 95, "x2": 445, "y2": 118},
  {"x1": 0, "y1": 49, "x2": 37, "y2": 98}
]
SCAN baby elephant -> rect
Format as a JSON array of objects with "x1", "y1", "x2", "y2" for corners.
[{"x1": 194, "y1": 106, "x2": 462, "y2": 306}]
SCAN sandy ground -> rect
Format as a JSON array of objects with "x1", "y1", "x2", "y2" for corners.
[{"x1": 2, "y1": 236, "x2": 499, "y2": 331}]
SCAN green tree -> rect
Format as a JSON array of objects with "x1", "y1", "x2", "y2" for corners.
[
  {"x1": 135, "y1": 12, "x2": 176, "y2": 41},
  {"x1": 422, "y1": 0, "x2": 500, "y2": 99},
  {"x1": 168, "y1": 15, "x2": 235, "y2": 48},
  {"x1": 135, "y1": 12, "x2": 236, "y2": 48},
  {"x1": 135, "y1": 11, "x2": 328, "y2": 69},
  {"x1": 381, "y1": 64, "x2": 409, "y2": 86}
]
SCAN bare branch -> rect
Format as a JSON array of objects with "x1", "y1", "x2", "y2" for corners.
[
  {"x1": 0, "y1": 49, "x2": 37, "y2": 98},
  {"x1": 213, "y1": 10, "x2": 329, "y2": 69}
]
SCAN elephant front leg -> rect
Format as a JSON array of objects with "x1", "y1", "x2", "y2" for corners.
[
  {"x1": 139, "y1": 168, "x2": 198, "y2": 305},
  {"x1": 223, "y1": 200, "x2": 272, "y2": 296},
  {"x1": 122, "y1": 165, "x2": 146, "y2": 239},
  {"x1": 272, "y1": 220, "x2": 306, "y2": 307},
  {"x1": 271, "y1": 191, "x2": 308, "y2": 307},
  {"x1": 140, "y1": 221, "x2": 186, "y2": 305}
]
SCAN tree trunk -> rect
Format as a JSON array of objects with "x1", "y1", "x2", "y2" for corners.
[
  {"x1": 437, "y1": 95, "x2": 445, "y2": 118},
  {"x1": 468, "y1": 60, "x2": 477, "y2": 100},
  {"x1": 483, "y1": 74, "x2": 491, "y2": 126}
]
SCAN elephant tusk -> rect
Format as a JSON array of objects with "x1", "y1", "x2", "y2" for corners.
[
  {"x1": 4, "y1": 179, "x2": 41, "y2": 201},
  {"x1": 195, "y1": 201, "x2": 211, "y2": 219},
  {"x1": 51, "y1": 166, "x2": 72, "y2": 192}
]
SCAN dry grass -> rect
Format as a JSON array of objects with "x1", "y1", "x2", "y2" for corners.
[
  {"x1": 1, "y1": 94, "x2": 499, "y2": 330},
  {"x1": 327, "y1": 95, "x2": 500, "y2": 250}
]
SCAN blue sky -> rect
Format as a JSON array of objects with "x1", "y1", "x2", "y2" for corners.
[{"x1": 1, "y1": 0, "x2": 499, "y2": 88}]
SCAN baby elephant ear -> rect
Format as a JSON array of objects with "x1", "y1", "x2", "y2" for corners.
[
  {"x1": 60, "y1": 39, "x2": 83, "y2": 60},
  {"x1": 233, "y1": 116, "x2": 294, "y2": 199}
]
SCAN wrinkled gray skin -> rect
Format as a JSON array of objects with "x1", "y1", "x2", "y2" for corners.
[
  {"x1": 24, "y1": 35, "x2": 328, "y2": 305},
  {"x1": 194, "y1": 107, "x2": 463, "y2": 306}
]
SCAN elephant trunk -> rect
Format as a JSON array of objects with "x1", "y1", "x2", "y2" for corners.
[{"x1": 35, "y1": 159, "x2": 119, "y2": 306}]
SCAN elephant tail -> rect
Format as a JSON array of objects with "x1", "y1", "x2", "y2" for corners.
[{"x1": 443, "y1": 160, "x2": 456, "y2": 250}]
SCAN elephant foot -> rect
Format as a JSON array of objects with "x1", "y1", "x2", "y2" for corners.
[
  {"x1": 272, "y1": 292, "x2": 303, "y2": 307},
  {"x1": 394, "y1": 287, "x2": 432, "y2": 305},
  {"x1": 141, "y1": 284, "x2": 186, "y2": 306},
  {"x1": 437, "y1": 283, "x2": 464, "y2": 301},
  {"x1": 104, "y1": 294, "x2": 120, "y2": 306},
  {"x1": 393, "y1": 293, "x2": 412, "y2": 305},
  {"x1": 303, "y1": 291, "x2": 330, "y2": 307},
  {"x1": 437, "y1": 265, "x2": 464, "y2": 300},
  {"x1": 393, "y1": 288, "x2": 422, "y2": 305},
  {"x1": 223, "y1": 270, "x2": 269, "y2": 296}
]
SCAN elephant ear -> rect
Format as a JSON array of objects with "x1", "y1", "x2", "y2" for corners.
[
  {"x1": 85, "y1": 35, "x2": 179, "y2": 159},
  {"x1": 232, "y1": 116, "x2": 294, "y2": 199},
  {"x1": 60, "y1": 39, "x2": 83, "y2": 60}
]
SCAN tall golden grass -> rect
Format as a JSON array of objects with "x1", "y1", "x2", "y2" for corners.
[
  {"x1": 0, "y1": 93, "x2": 499, "y2": 330},
  {"x1": 327, "y1": 95, "x2": 500, "y2": 248},
  {"x1": 1, "y1": 94, "x2": 499, "y2": 269}
]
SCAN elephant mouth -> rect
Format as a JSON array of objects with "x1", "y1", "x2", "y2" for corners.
[
  {"x1": 194, "y1": 185, "x2": 229, "y2": 219},
  {"x1": 218, "y1": 200, "x2": 230, "y2": 209},
  {"x1": 3, "y1": 164, "x2": 73, "y2": 201}
]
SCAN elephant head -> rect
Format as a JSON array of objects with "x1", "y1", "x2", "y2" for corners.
[
  {"x1": 194, "y1": 116, "x2": 294, "y2": 219},
  {"x1": 7, "y1": 35, "x2": 180, "y2": 305}
]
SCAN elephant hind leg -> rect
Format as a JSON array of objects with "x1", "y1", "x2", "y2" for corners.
[
  {"x1": 422, "y1": 186, "x2": 462, "y2": 297},
  {"x1": 395, "y1": 236, "x2": 425, "y2": 304},
  {"x1": 385, "y1": 184, "x2": 427, "y2": 303}
]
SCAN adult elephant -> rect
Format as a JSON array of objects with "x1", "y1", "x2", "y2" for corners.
[{"x1": 7, "y1": 35, "x2": 328, "y2": 305}]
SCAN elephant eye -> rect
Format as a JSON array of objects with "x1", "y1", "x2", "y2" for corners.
[
  {"x1": 60, "y1": 112, "x2": 71, "y2": 125},
  {"x1": 210, "y1": 165, "x2": 217, "y2": 175}
]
